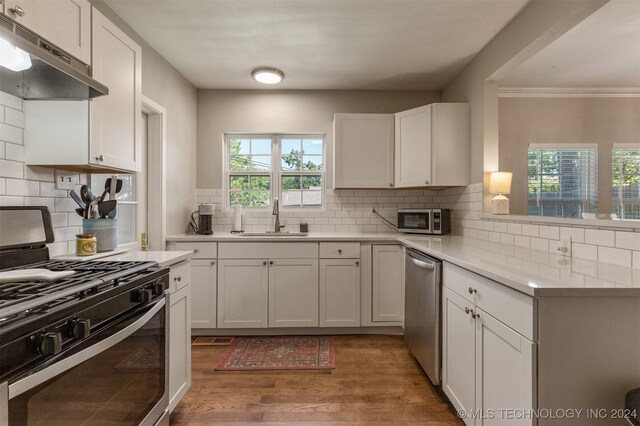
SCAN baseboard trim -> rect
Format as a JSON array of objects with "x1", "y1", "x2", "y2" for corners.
[{"x1": 191, "y1": 326, "x2": 404, "y2": 336}]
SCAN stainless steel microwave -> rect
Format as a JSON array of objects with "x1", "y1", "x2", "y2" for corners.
[{"x1": 397, "y1": 209, "x2": 450, "y2": 235}]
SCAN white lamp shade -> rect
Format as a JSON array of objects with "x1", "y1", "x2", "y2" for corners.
[{"x1": 489, "y1": 172, "x2": 512, "y2": 195}]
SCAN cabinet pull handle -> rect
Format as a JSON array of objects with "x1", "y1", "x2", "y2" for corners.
[
  {"x1": 263, "y1": 261, "x2": 267, "y2": 266},
  {"x1": 174, "y1": 276, "x2": 181, "y2": 282},
  {"x1": 10, "y1": 5, "x2": 25, "y2": 17},
  {"x1": 269, "y1": 260, "x2": 274, "y2": 266},
  {"x1": 355, "y1": 261, "x2": 360, "y2": 266},
  {"x1": 468, "y1": 287, "x2": 477, "y2": 294},
  {"x1": 338, "y1": 249, "x2": 343, "y2": 255},
  {"x1": 210, "y1": 261, "x2": 216, "y2": 266}
]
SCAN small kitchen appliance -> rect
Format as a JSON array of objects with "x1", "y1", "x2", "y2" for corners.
[
  {"x1": 397, "y1": 209, "x2": 450, "y2": 235},
  {"x1": 0, "y1": 206, "x2": 170, "y2": 425},
  {"x1": 190, "y1": 203, "x2": 215, "y2": 235}
]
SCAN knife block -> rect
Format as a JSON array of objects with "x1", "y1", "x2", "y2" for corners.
[{"x1": 83, "y1": 219, "x2": 117, "y2": 252}]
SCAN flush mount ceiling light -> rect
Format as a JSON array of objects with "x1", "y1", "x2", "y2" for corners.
[{"x1": 251, "y1": 67, "x2": 284, "y2": 85}]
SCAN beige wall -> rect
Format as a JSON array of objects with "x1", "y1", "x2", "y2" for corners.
[
  {"x1": 197, "y1": 90, "x2": 440, "y2": 189},
  {"x1": 92, "y1": 1, "x2": 198, "y2": 236},
  {"x1": 441, "y1": 0, "x2": 609, "y2": 184},
  {"x1": 499, "y1": 96, "x2": 640, "y2": 215}
]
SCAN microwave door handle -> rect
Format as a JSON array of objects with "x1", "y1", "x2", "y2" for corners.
[
  {"x1": 409, "y1": 257, "x2": 435, "y2": 271},
  {"x1": 8, "y1": 298, "x2": 166, "y2": 400}
]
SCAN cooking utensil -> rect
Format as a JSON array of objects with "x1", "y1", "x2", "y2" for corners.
[
  {"x1": 69, "y1": 190, "x2": 84, "y2": 209},
  {"x1": 80, "y1": 185, "x2": 93, "y2": 219},
  {"x1": 98, "y1": 200, "x2": 117, "y2": 219},
  {"x1": 75, "y1": 207, "x2": 85, "y2": 217},
  {"x1": 109, "y1": 174, "x2": 118, "y2": 200},
  {"x1": 107, "y1": 200, "x2": 118, "y2": 219}
]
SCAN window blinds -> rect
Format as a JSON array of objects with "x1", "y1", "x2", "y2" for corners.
[
  {"x1": 528, "y1": 144, "x2": 598, "y2": 218},
  {"x1": 612, "y1": 144, "x2": 640, "y2": 220}
]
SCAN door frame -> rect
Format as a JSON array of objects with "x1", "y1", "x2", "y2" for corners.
[{"x1": 142, "y1": 95, "x2": 167, "y2": 251}]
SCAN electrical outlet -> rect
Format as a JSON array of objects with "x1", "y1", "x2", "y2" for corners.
[
  {"x1": 55, "y1": 172, "x2": 75, "y2": 190},
  {"x1": 556, "y1": 237, "x2": 572, "y2": 257}
]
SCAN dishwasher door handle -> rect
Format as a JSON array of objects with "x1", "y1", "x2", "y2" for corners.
[{"x1": 409, "y1": 256, "x2": 435, "y2": 271}]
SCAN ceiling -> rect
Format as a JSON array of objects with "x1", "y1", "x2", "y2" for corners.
[
  {"x1": 103, "y1": 0, "x2": 529, "y2": 90},
  {"x1": 501, "y1": 0, "x2": 640, "y2": 88}
]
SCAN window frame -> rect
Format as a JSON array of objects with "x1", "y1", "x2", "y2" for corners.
[
  {"x1": 612, "y1": 143, "x2": 640, "y2": 220},
  {"x1": 224, "y1": 133, "x2": 325, "y2": 210}
]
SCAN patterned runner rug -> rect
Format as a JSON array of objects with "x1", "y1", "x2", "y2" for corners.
[{"x1": 215, "y1": 336, "x2": 335, "y2": 371}]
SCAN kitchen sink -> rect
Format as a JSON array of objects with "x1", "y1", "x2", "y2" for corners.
[{"x1": 239, "y1": 232, "x2": 308, "y2": 237}]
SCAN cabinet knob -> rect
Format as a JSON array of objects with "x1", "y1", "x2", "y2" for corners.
[
  {"x1": 389, "y1": 183, "x2": 394, "y2": 187},
  {"x1": 472, "y1": 311, "x2": 480, "y2": 319},
  {"x1": 269, "y1": 260, "x2": 274, "y2": 266},
  {"x1": 425, "y1": 180, "x2": 430, "y2": 185},
  {"x1": 210, "y1": 260, "x2": 216, "y2": 266},
  {"x1": 174, "y1": 276, "x2": 181, "y2": 282},
  {"x1": 9, "y1": 5, "x2": 25, "y2": 17},
  {"x1": 464, "y1": 307, "x2": 471, "y2": 315},
  {"x1": 193, "y1": 249, "x2": 199, "y2": 253},
  {"x1": 263, "y1": 261, "x2": 267, "y2": 266},
  {"x1": 468, "y1": 287, "x2": 477, "y2": 294},
  {"x1": 355, "y1": 261, "x2": 360, "y2": 266},
  {"x1": 338, "y1": 249, "x2": 343, "y2": 255},
  {"x1": 95, "y1": 154, "x2": 104, "y2": 162}
]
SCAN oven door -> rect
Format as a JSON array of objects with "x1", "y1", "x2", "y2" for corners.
[{"x1": 0, "y1": 295, "x2": 169, "y2": 426}]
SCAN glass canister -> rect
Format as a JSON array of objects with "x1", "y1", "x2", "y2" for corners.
[{"x1": 76, "y1": 233, "x2": 97, "y2": 256}]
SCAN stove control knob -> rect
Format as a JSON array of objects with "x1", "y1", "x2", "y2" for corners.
[
  {"x1": 71, "y1": 319, "x2": 91, "y2": 339},
  {"x1": 154, "y1": 282, "x2": 165, "y2": 295},
  {"x1": 38, "y1": 332, "x2": 62, "y2": 355},
  {"x1": 140, "y1": 289, "x2": 153, "y2": 304}
]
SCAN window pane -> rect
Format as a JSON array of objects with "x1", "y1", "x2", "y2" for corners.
[
  {"x1": 282, "y1": 190, "x2": 302, "y2": 206},
  {"x1": 250, "y1": 192, "x2": 270, "y2": 207},
  {"x1": 303, "y1": 156, "x2": 323, "y2": 171},
  {"x1": 229, "y1": 139, "x2": 250, "y2": 155},
  {"x1": 281, "y1": 155, "x2": 301, "y2": 171},
  {"x1": 612, "y1": 147, "x2": 640, "y2": 220},
  {"x1": 116, "y1": 203, "x2": 136, "y2": 244},
  {"x1": 303, "y1": 139, "x2": 322, "y2": 155},
  {"x1": 250, "y1": 155, "x2": 271, "y2": 171},
  {"x1": 252, "y1": 139, "x2": 271, "y2": 155},
  {"x1": 230, "y1": 190, "x2": 249, "y2": 206},
  {"x1": 229, "y1": 175, "x2": 249, "y2": 190},
  {"x1": 303, "y1": 191, "x2": 322, "y2": 206},
  {"x1": 230, "y1": 155, "x2": 251, "y2": 171},
  {"x1": 251, "y1": 175, "x2": 271, "y2": 190},
  {"x1": 281, "y1": 139, "x2": 301, "y2": 155},
  {"x1": 302, "y1": 175, "x2": 322, "y2": 190},
  {"x1": 281, "y1": 176, "x2": 301, "y2": 190}
]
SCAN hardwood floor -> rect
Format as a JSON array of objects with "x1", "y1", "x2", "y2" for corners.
[{"x1": 171, "y1": 335, "x2": 463, "y2": 425}]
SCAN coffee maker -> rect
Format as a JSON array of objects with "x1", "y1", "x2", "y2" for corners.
[{"x1": 190, "y1": 203, "x2": 214, "y2": 235}]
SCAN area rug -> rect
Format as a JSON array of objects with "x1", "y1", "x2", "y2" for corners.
[{"x1": 215, "y1": 336, "x2": 335, "y2": 371}]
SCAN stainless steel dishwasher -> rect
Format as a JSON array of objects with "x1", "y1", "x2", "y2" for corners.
[{"x1": 404, "y1": 248, "x2": 442, "y2": 386}]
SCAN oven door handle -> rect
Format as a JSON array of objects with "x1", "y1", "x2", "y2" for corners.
[{"x1": 7, "y1": 298, "x2": 166, "y2": 400}]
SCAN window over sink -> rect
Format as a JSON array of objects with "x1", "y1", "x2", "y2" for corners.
[{"x1": 225, "y1": 134, "x2": 325, "y2": 208}]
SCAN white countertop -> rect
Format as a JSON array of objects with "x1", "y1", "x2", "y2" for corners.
[
  {"x1": 57, "y1": 250, "x2": 194, "y2": 267},
  {"x1": 167, "y1": 232, "x2": 640, "y2": 296}
]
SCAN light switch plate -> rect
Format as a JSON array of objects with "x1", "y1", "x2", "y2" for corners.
[{"x1": 55, "y1": 171, "x2": 75, "y2": 190}]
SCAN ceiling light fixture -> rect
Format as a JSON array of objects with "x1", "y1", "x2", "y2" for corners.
[
  {"x1": 0, "y1": 37, "x2": 31, "y2": 72},
  {"x1": 251, "y1": 67, "x2": 284, "y2": 85}
]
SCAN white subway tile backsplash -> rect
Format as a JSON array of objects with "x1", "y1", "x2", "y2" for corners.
[
  {"x1": 507, "y1": 223, "x2": 522, "y2": 235},
  {"x1": 539, "y1": 226, "x2": 559, "y2": 240},
  {"x1": 585, "y1": 229, "x2": 615, "y2": 247},
  {"x1": 598, "y1": 246, "x2": 632, "y2": 268},
  {"x1": 616, "y1": 231, "x2": 640, "y2": 251},
  {"x1": 0, "y1": 159, "x2": 23, "y2": 178},
  {"x1": 634, "y1": 251, "x2": 640, "y2": 270},
  {"x1": 521, "y1": 224, "x2": 539, "y2": 237},
  {"x1": 0, "y1": 92, "x2": 22, "y2": 111},
  {"x1": 0, "y1": 123, "x2": 22, "y2": 145},
  {"x1": 5, "y1": 178, "x2": 39, "y2": 196},
  {"x1": 573, "y1": 243, "x2": 598, "y2": 261},
  {"x1": 560, "y1": 227, "x2": 585, "y2": 244},
  {"x1": 5, "y1": 143, "x2": 25, "y2": 162},
  {"x1": 514, "y1": 235, "x2": 530, "y2": 248},
  {"x1": 4, "y1": 108, "x2": 25, "y2": 128},
  {"x1": 530, "y1": 238, "x2": 549, "y2": 252}
]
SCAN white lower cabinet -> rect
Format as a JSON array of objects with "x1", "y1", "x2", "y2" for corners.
[
  {"x1": 442, "y1": 264, "x2": 535, "y2": 426},
  {"x1": 217, "y1": 259, "x2": 269, "y2": 328},
  {"x1": 190, "y1": 259, "x2": 217, "y2": 328},
  {"x1": 169, "y1": 281, "x2": 191, "y2": 412},
  {"x1": 319, "y1": 259, "x2": 361, "y2": 327},
  {"x1": 269, "y1": 259, "x2": 319, "y2": 327},
  {"x1": 371, "y1": 245, "x2": 404, "y2": 323}
]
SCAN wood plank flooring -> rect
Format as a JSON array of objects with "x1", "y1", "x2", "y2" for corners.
[{"x1": 171, "y1": 335, "x2": 464, "y2": 425}]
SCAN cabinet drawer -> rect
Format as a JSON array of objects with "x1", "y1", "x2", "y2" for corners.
[
  {"x1": 173, "y1": 242, "x2": 217, "y2": 259},
  {"x1": 170, "y1": 260, "x2": 191, "y2": 293},
  {"x1": 218, "y1": 242, "x2": 318, "y2": 259},
  {"x1": 319, "y1": 242, "x2": 360, "y2": 259},
  {"x1": 443, "y1": 262, "x2": 534, "y2": 340}
]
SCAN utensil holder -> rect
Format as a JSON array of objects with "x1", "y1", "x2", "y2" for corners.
[{"x1": 83, "y1": 219, "x2": 117, "y2": 252}]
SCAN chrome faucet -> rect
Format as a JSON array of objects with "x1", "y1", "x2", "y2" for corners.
[{"x1": 272, "y1": 198, "x2": 285, "y2": 233}]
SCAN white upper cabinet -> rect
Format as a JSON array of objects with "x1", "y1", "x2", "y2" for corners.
[
  {"x1": 90, "y1": 7, "x2": 142, "y2": 172},
  {"x1": 2, "y1": 0, "x2": 91, "y2": 63},
  {"x1": 394, "y1": 103, "x2": 469, "y2": 188},
  {"x1": 333, "y1": 114, "x2": 395, "y2": 189}
]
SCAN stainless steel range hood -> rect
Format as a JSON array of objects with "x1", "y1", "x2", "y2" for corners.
[{"x1": 0, "y1": 13, "x2": 108, "y2": 100}]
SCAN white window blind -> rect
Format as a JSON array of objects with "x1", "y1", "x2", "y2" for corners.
[
  {"x1": 528, "y1": 144, "x2": 598, "y2": 218},
  {"x1": 612, "y1": 144, "x2": 640, "y2": 220}
]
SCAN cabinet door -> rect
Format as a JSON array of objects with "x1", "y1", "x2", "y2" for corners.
[
  {"x1": 442, "y1": 286, "x2": 476, "y2": 425},
  {"x1": 218, "y1": 259, "x2": 269, "y2": 328},
  {"x1": 333, "y1": 113, "x2": 394, "y2": 189},
  {"x1": 4, "y1": 0, "x2": 91, "y2": 63},
  {"x1": 190, "y1": 259, "x2": 217, "y2": 328},
  {"x1": 319, "y1": 259, "x2": 360, "y2": 327},
  {"x1": 394, "y1": 105, "x2": 432, "y2": 187},
  {"x1": 475, "y1": 307, "x2": 535, "y2": 426},
  {"x1": 269, "y1": 258, "x2": 319, "y2": 327},
  {"x1": 90, "y1": 8, "x2": 142, "y2": 172},
  {"x1": 169, "y1": 283, "x2": 191, "y2": 412},
  {"x1": 372, "y1": 245, "x2": 404, "y2": 323}
]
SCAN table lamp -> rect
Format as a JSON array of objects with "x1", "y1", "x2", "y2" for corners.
[{"x1": 489, "y1": 172, "x2": 512, "y2": 215}]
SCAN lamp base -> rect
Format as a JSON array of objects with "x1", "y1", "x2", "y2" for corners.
[{"x1": 491, "y1": 194, "x2": 509, "y2": 215}]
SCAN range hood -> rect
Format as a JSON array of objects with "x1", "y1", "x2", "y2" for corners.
[{"x1": 0, "y1": 13, "x2": 108, "y2": 100}]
